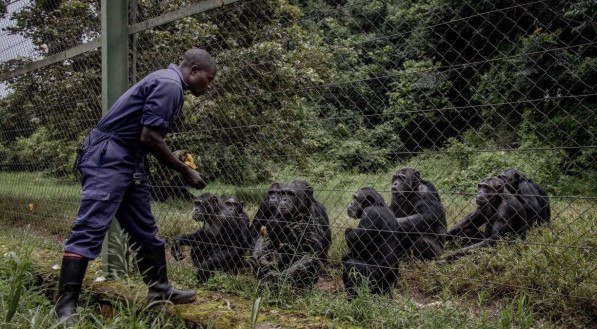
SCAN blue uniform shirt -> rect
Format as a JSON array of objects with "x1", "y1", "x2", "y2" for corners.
[{"x1": 96, "y1": 64, "x2": 186, "y2": 148}]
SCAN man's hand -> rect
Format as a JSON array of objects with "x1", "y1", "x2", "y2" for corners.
[
  {"x1": 140, "y1": 126, "x2": 207, "y2": 190},
  {"x1": 183, "y1": 167, "x2": 206, "y2": 190}
]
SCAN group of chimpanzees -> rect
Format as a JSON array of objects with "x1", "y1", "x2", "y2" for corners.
[{"x1": 170, "y1": 168, "x2": 550, "y2": 298}]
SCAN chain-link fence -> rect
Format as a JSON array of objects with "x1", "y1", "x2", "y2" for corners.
[{"x1": 0, "y1": 0, "x2": 595, "y2": 327}]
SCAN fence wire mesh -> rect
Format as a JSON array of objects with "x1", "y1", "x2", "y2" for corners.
[{"x1": 0, "y1": 0, "x2": 595, "y2": 327}]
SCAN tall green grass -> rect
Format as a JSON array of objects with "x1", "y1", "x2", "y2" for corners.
[
  {"x1": 0, "y1": 169, "x2": 595, "y2": 327},
  {"x1": 0, "y1": 247, "x2": 188, "y2": 328}
]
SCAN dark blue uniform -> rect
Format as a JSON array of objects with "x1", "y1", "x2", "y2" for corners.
[{"x1": 65, "y1": 64, "x2": 185, "y2": 259}]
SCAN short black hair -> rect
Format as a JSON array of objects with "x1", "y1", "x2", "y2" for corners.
[{"x1": 180, "y1": 48, "x2": 217, "y2": 72}]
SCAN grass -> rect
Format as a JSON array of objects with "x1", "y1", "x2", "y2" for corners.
[
  {"x1": 0, "y1": 237, "x2": 188, "y2": 328},
  {"x1": 0, "y1": 170, "x2": 595, "y2": 328}
]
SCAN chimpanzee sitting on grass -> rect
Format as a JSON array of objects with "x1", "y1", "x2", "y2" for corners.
[
  {"x1": 342, "y1": 187, "x2": 401, "y2": 298},
  {"x1": 171, "y1": 193, "x2": 250, "y2": 283},
  {"x1": 252, "y1": 181, "x2": 330, "y2": 290},
  {"x1": 498, "y1": 168, "x2": 550, "y2": 226},
  {"x1": 445, "y1": 177, "x2": 528, "y2": 261},
  {"x1": 389, "y1": 168, "x2": 447, "y2": 259}
]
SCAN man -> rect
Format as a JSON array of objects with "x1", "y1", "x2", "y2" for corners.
[{"x1": 55, "y1": 48, "x2": 216, "y2": 325}]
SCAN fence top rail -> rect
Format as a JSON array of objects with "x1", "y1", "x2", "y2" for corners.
[{"x1": 0, "y1": 0, "x2": 240, "y2": 82}]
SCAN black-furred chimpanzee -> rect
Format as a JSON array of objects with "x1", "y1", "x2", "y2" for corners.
[
  {"x1": 498, "y1": 168, "x2": 550, "y2": 226},
  {"x1": 342, "y1": 187, "x2": 401, "y2": 298},
  {"x1": 389, "y1": 168, "x2": 447, "y2": 259},
  {"x1": 171, "y1": 193, "x2": 250, "y2": 283},
  {"x1": 250, "y1": 182, "x2": 282, "y2": 246},
  {"x1": 445, "y1": 177, "x2": 528, "y2": 260},
  {"x1": 252, "y1": 181, "x2": 331, "y2": 290},
  {"x1": 222, "y1": 195, "x2": 251, "y2": 251}
]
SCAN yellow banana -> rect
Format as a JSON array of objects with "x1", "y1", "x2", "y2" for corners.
[{"x1": 183, "y1": 153, "x2": 197, "y2": 169}]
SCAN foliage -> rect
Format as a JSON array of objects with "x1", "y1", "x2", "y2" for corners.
[{"x1": 0, "y1": 0, "x2": 594, "y2": 185}]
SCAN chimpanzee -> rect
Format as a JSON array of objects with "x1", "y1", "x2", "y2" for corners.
[
  {"x1": 249, "y1": 182, "x2": 282, "y2": 246},
  {"x1": 498, "y1": 168, "x2": 550, "y2": 226},
  {"x1": 251, "y1": 181, "x2": 331, "y2": 255},
  {"x1": 222, "y1": 195, "x2": 251, "y2": 252},
  {"x1": 252, "y1": 181, "x2": 331, "y2": 290},
  {"x1": 389, "y1": 168, "x2": 447, "y2": 259},
  {"x1": 342, "y1": 187, "x2": 401, "y2": 298},
  {"x1": 171, "y1": 193, "x2": 250, "y2": 283},
  {"x1": 445, "y1": 177, "x2": 528, "y2": 261}
]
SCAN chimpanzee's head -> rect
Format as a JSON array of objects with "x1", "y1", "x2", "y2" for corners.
[
  {"x1": 347, "y1": 187, "x2": 386, "y2": 219},
  {"x1": 276, "y1": 181, "x2": 313, "y2": 218},
  {"x1": 222, "y1": 196, "x2": 245, "y2": 215},
  {"x1": 475, "y1": 177, "x2": 504, "y2": 207},
  {"x1": 265, "y1": 182, "x2": 282, "y2": 211},
  {"x1": 497, "y1": 168, "x2": 527, "y2": 194},
  {"x1": 391, "y1": 167, "x2": 421, "y2": 196},
  {"x1": 192, "y1": 193, "x2": 223, "y2": 222}
]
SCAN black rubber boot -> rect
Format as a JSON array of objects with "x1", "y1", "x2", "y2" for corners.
[
  {"x1": 136, "y1": 246, "x2": 196, "y2": 304},
  {"x1": 55, "y1": 256, "x2": 89, "y2": 327}
]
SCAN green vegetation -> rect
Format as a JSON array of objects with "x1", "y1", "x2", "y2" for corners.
[{"x1": 0, "y1": 0, "x2": 594, "y2": 185}]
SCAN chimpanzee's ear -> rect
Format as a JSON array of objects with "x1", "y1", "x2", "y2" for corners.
[
  {"x1": 209, "y1": 195, "x2": 219, "y2": 206},
  {"x1": 304, "y1": 184, "x2": 314, "y2": 200},
  {"x1": 365, "y1": 194, "x2": 376, "y2": 206},
  {"x1": 240, "y1": 200, "x2": 245, "y2": 207},
  {"x1": 494, "y1": 180, "x2": 505, "y2": 193},
  {"x1": 413, "y1": 169, "x2": 421, "y2": 182}
]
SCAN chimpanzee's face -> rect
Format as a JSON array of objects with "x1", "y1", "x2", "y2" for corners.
[
  {"x1": 476, "y1": 178, "x2": 503, "y2": 206},
  {"x1": 391, "y1": 168, "x2": 420, "y2": 195},
  {"x1": 277, "y1": 190, "x2": 298, "y2": 217},
  {"x1": 347, "y1": 192, "x2": 366, "y2": 219},
  {"x1": 275, "y1": 182, "x2": 312, "y2": 217},
  {"x1": 266, "y1": 183, "x2": 281, "y2": 211},
  {"x1": 347, "y1": 188, "x2": 382, "y2": 219},
  {"x1": 192, "y1": 194, "x2": 220, "y2": 222},
  {"x1": 223, "y1": 197, "x2": 244, "y2": 217}
]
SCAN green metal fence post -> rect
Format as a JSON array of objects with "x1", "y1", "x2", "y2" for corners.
[{"x1": 101, "y1": 0, "x2": 129, "y2": 277}]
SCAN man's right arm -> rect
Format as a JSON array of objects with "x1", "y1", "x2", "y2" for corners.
[{"x1": 140, "y1": 126, "x2": 206, "y2": 189}]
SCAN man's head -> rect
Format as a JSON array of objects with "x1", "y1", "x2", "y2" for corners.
[{"x1": 180, "y1": 48, "x2": 217, "y2": 96}]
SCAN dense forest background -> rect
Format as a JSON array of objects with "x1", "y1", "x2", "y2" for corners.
[{"x1": 0, "y1": 0, "x2": 595, "y2": 193}]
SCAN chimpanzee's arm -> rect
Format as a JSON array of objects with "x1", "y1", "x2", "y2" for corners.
[
  {"x1": 250, "y1": 201, "x2": 269, "y2": 243},
  {"x1": 444, "y1": 237, "x2": 498, "y2": 261},
  {"x1": 376, "y1": 233, "x2": 401, "y2": 268},
  {"x1": 345, "y1": 227, "x2": 369, "y2": 250},
  {"x1": 394, "y1": 189, "x2": 443, "y2": 233},
  {"x1": 171, "y1": 230, "x2": 212, "y2": 260},
  {"x1": 446, "y1": 209, "x2": 485, "y2": 240},
  {"x1": 199, "y1": 250, "x2": 239, "y2": 271}
]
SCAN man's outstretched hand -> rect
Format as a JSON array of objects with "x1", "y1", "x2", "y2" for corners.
[
  {"x1": 140, "y1": 126, "x2": 207, "y2": 190},
  {"x1": 183, "y1": 167, "x2": 206, "y2": 190}
]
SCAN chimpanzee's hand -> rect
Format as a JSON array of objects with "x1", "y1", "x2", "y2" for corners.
[
  {"x1": 183, "y1": 168, "x2": 206, "y2": 190},
  {"x1": 171, "y1": 241, "x2": 185, "y2": 261}
]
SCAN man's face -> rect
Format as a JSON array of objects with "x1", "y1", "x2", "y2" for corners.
[{"x1": 187, "y1": 66, "x2": 216, "y2": 96}]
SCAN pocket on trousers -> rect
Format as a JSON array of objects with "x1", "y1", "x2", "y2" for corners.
[{"x1": 81, "y1": 189, "x2": 110, "y2": 201}]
